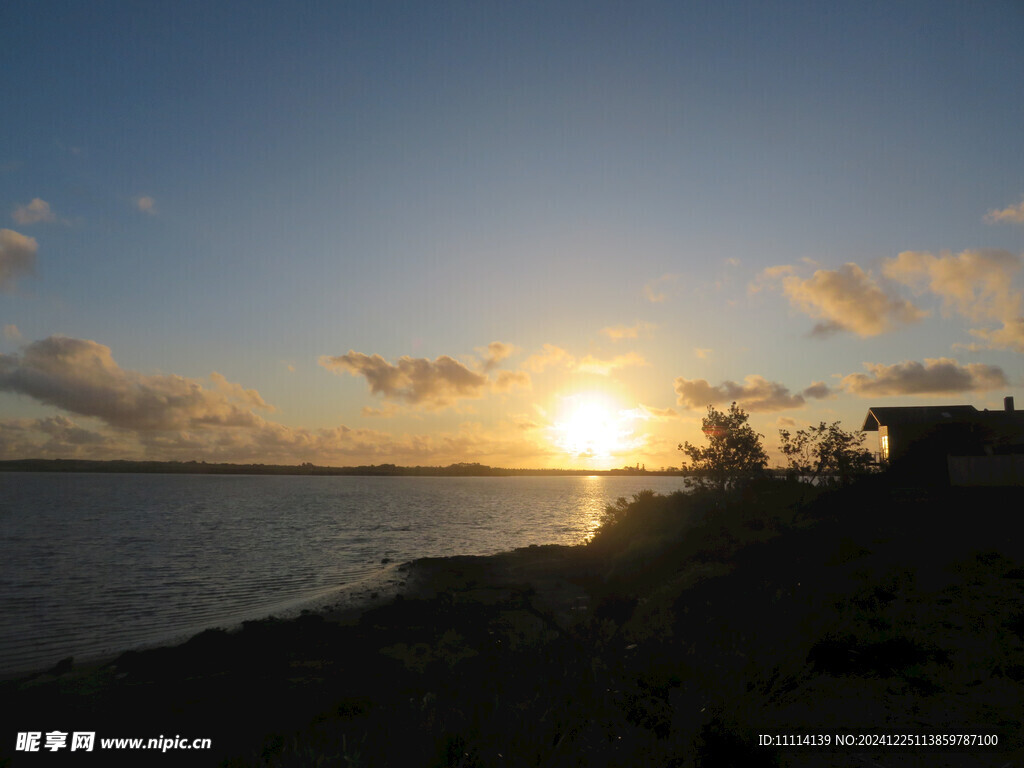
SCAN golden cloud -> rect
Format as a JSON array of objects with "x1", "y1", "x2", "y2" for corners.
[
  {"x1": 883, "y1": 249, "x2": 1024, "y2": 352},
  {"x1": 772, "y1": 263, "x2": 926, "y2": 337}
]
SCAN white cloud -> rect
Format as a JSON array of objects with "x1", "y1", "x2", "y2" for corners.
[
  {"x1": 12, "y1": 198, "x2": 57, "y2": 225},
  {"x1": 839, "y1": 358, "x2": 1008, "y2": 397},
  {"x1": 0, "y1": 229, "x2": 38, "y2": 291},
  {"x1": 693, "y1": 347, "x2": 712, "y2": 359},
  {"x1": 3, "y1": 324, "x2": 22, "y2": 341}
]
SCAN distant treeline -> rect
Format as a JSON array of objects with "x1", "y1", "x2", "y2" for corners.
[{"x1": 0, "y1": 459, "x2": 686, "y2": 477}]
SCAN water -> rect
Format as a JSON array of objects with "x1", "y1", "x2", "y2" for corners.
[{"x1": 0, "y1": 472, "x2": 688, "y2": 675}]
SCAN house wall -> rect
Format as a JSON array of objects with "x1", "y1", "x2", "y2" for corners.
[{"x1": 948, "y1": 455, "x2": 1024, "y2": 486}]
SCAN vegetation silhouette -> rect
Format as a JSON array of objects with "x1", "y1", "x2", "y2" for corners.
[
  {"x1": 778, "y1": 420, "x2": 874, "y2": 486},
  {"x1": 678, "y1": 402, "x2": 768, "y2": 491}
]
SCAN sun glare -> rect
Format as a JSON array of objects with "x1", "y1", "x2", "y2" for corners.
[{"x1": 552, "y1": 393, "x2": 634, "y2": 464}]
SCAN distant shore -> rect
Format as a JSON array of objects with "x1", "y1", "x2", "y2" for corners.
[{"x1": 0, "y1": 458, "x2": 683, "y2": 476}]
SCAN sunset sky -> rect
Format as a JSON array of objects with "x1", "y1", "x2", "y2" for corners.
[{"x1": 2, "y1": 1, "x2": 1023, "y2": 469}]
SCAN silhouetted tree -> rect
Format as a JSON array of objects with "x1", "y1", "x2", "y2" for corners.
[
  {"x1": 778, "y1": 421, "x2": 873, "y2": 485},
  {"x1": 679, "y1": 402, "x2": 767, "y2": 490}
]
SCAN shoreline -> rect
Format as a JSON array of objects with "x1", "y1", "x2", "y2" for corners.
[
  {"x1": 0, "y1": 542, "x2": 587, "y2": 682},
  {"x1": 0, "y1": 560, "x2": 416, "y2": 683}
]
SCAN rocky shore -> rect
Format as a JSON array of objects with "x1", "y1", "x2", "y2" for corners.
[{"x1": 2, "y1": 478, "x2": 1023, "y2": 767}]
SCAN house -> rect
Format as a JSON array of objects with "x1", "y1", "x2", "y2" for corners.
[{"x1": 861, "y1": 397, "x2": 1024, "y2": 485}]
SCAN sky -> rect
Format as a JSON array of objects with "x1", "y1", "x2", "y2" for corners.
[{"x1": 2, "y1": 0, "x2": 1023, "y2": 469}]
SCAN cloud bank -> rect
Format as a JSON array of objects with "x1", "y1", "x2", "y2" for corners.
[
  {"x1": 320, "y1": 351, "x2": 490, "y2": 409},
  {"x1": 0, "y1": 336, "x2": 548, "y2": 465},
  {"x1": 839, "y1": 358, "x2": 1007, "y2": 397},
  {"x1": 674, "y1": 374, "x2": 829, "y2": 412},
  {"x1": 0, "y1": 336, "x2": 272, "y2": 431}
]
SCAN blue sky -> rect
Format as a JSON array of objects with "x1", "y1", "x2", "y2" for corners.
[{"x1": 2, "y1": 0, "x2": 1023, "y2": 467}]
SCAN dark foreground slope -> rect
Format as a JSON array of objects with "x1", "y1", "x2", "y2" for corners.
[{"x1": 2, "y1": 477, "x2": 1023, "y2": 767}]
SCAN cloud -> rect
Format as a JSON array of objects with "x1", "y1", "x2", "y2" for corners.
[
  {"x1": 523, "y1": 344, "x2": 574, "y2": 373},
  {"x1": 493, "y1": 370, "x2": 531, "y2": 392},
  {"x1": 802, "y1": 381, "x2": 833, "y2": 400},
  {"x1": 576, "y1": 352, "x2": 647, "y2": 375},
  {"x1": 521, "y1": 344, "x2": 646, "y2": 376},
  {"x1": 209, "y1": 371, "x2": 275, "y2": 412},
  {"x1": 883, "y1": 249, "x2": 1024, "y2": 352},
  {"x1": 748, "y1": 264, "x2": 794, "y2": 294},
  {"x1": 0, "y1": 415, "x2": 120, "y2": 459},
  {"x1": 765, "y1": 263, "x2": 926, "y2": 337},
  {"x1": 0, "y1": 336, "x2": 271, "y2": 430},
  {"x1": 12, "y1": 198, "x2": 57, "y2": 225},
  {"x1": 839, "y1": 358, "x2": 1008, "y2": 397},
  {"x1": 984, "y1": 198, "x2": 1024, "y2": 224},
  {"x1": 644, "y1": 273, "x2": 679, "y2": 303},
  {"x1": 0, "y1": 229, "x2": 38, "y2": 291},
  {"x1": 621, "y1": 404, "x2": 678, "y2": 420},
  {"x1": 0, "y1": 336, "x2": 553, "y2": 465},
  {"x1": 3, "y1": 324, "x2": 22, "y2": 341},
  {"x1": 601, "y1": 321, "x2": 656, "y2": 340},
  {"x1": 883, "y1": 249, "x2": 1021, "y2": 322},
  {"x1": 477, "y1": 341, "x2": 516, "y2": 371},
  {"x1": 674, "y1": 374, "x2": 807, "y2": 412},
  {"x1": 135, "y1": 196, "x2": 156, "y2": 214},
  {"x1": 693, "y1": 347, "x2": 712, "y2": 359},
  {"x1": 969, "y1": 319, "x2": 1024, "y2": 353},
  {"x1": 361, "y1": 403, "x2": 402, "y2": 418},
  {"x1": 320, "y1": 350, "x2": 489, "y2": 409}
]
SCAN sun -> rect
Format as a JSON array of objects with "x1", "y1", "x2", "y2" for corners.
[{"x1": 552, "y1": 393, "x2": 633, "y2": 463}]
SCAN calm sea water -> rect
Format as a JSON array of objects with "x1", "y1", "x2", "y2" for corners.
[{"x1": 0, "y1": 472, "x2": 688, "y2": 675}]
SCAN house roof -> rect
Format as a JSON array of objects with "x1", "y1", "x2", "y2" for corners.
[
  {"x1": 862, "y1": 405, "x2": 1024, "y2": 446},
  {"x1": 861, "y1": 406, "x2": 980, "y2": 431}
]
